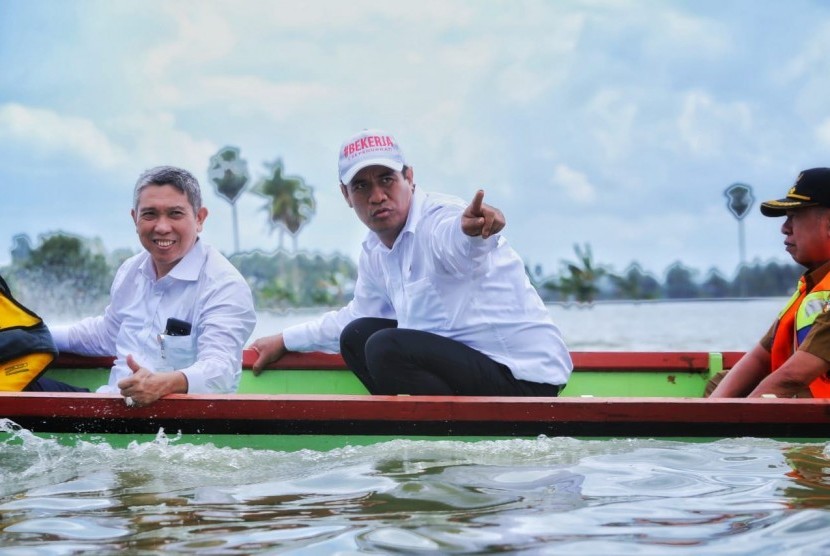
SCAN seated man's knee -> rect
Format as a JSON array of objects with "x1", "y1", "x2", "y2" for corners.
[
  {"x1": 340, "y1": 317, "x2": 376, "y2": 353},
  {"x1": 365, "y1": 328, "x2": 404, "y2": 368},
  {"x1": 340, "y1": 318, "x2": 396, "y2": 346},
  {"x1": 341, "y1": 317, "x2": 368, "y2": 342}
]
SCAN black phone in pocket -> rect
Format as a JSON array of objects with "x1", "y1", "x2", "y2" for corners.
[{"x1": 164, "y1": 318, "x2": 192, "y2": 336}]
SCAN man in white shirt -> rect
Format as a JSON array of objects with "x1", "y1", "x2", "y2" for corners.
[
  {"x1": 250, "y1": 129, "x2": 572, "y2": 396},
  {"x1": 30, "y1": 166, "x2": 256, "y2": 406}
]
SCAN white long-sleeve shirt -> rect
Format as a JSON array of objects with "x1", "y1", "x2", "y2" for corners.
[
  {"x1": 50, "y1": 239, "x2": 256, "y2": 393},
  {"x1": 284, "y1": 188, "x2": 573, "y2": 386}
]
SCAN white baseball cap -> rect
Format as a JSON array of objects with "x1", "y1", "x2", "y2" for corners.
[{"x1": 338, "y1": 129, "x2": 406, "y2": 184}]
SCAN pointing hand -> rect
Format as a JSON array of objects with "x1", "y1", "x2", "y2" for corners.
[{"x1": 461, "y1": 190, "x2": 505, "y2": 239}]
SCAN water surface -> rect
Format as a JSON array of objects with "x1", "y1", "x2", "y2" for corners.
[{"x1": 2, "y1": 423, "x2": 829, "y2": 554}]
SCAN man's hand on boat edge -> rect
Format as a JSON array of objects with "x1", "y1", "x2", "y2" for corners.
[
  {"x1": 119, "y1": 354, "x2": 188, "y2": 406},
  {"x1": 249, "y1": 333, "x2": 288, "y2": 375}
]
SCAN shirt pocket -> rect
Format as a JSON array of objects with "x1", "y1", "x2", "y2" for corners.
[
  {"x1": 402, "y1": 277, "x2": 450, "y2": 330},
  {"x1": 158, "y1": 333, "x2": 197, "y2": 372}
]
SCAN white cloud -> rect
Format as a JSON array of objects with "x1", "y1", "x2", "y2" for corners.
[
  {"x1": 585, "y1": 89, "x2": 638, "y2": 161},
  {"x1": 0, "y1": 102, "x2": 223, "y2": 191},
  {"x1": 493, "y1": 13, "x2": 584, "y2": 104},
  {"x1": 197, "y1": 75, "x2": 332, "y2": 120},
  {"x1": 780, "y1": 21, "x2": 830, "y2": 83},
  {"x1": 111, "y1": 112, "x2": 218, "y2": 178},
  {"x1": 204, "y1": 0, "x2": 475, "y2": 31},
  {"x1": 677, "y1": 91, "x2": 752, "y2": 156},
  {"x1": 0, "y1": 103, "x2": 126, "y2": 169},
  {"x1": 552, "y1": 164, "x2": 596, "y2": 204},
  {"x1": 143, "y1": 5, "x2": 236, "y2": 78},
  {"x1": 643, "y1": 10, "x2": 730, "y2": 59}
]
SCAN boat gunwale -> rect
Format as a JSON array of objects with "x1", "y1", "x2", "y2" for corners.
[
  {"x1": 51, "y1": 349, "x2": 747, "y2": 372},
  {"x1": 3, "y1": 391, "x2": 828, "y2": 423},
  {"x1": 10, "y1": 350, "x2": 823, "y2": 441},
  {"x1": 3, "y1": 392, "x2": 828, "y2": 439}
]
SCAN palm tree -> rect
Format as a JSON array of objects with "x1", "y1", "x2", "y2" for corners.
[
  {"x1": 609, "y1": 263, "x2": 660, "y2": 300},
  {"x1": 556, "y1": 243, "x2": 606, "y2": 303},
  {"x1": 207, "y1": 146, "x2": 250, "y2": 254},
  {"x1": 253, "y1": 159, "x2": 316, "y2": 251}
]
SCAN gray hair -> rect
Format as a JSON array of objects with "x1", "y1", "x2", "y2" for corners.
[{"x1": 133, "y1": 166, "x2": 203, "y2": 212}]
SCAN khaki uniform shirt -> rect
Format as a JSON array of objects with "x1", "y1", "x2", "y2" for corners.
[{"x1": 760, "y1": 259, "x2": 830, "y2": 362}]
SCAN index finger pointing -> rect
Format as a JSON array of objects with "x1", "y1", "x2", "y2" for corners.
[{"x1": 468, "y1": 190, "x2": 485, "y2": 215}]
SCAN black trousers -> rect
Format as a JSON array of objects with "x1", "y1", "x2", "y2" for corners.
[
  {"x1": 339, "y1": 317, "x2": 563, "y2": 396},
  {"x1": 24, "y1": 377, "x2": 90, "y2": 392}
]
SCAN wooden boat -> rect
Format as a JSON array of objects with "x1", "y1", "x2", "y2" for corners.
[{"x1": 2, "y1": 350, "x2": 828, "y2": 450}]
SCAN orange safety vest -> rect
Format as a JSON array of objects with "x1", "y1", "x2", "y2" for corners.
[{"x1": 770, "y1": 272, "x2": 830, "y2": 397}]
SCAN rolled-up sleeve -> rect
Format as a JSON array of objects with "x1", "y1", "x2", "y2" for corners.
[{"x1": 284, "y1": 251, "x2": 393, "y2": 353}]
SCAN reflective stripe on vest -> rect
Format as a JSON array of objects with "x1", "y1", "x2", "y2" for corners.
[
  {"x1": 770, "y1": 273, "x2": 830, "y2": 397},
  {"x1": 0, "y1": 276, "x2": 56, "y2": 391}
]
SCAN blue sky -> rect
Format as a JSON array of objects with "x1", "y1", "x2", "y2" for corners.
[{"x1": 2, "y1": 0, "x2": 830, "y2": 281}]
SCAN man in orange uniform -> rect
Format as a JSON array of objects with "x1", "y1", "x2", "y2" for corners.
[{"x1": 711, "y1": 168, "x2": 830, "y2": 398}]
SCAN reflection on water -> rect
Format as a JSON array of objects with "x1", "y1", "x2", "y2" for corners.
[{"x1": 2, "y1": 423, "x2": 830, "y2": 554}]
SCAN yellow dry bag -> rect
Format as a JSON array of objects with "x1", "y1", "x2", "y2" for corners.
[{"x1": 0, "y1": 274, "x2": 57, "y2": 391}]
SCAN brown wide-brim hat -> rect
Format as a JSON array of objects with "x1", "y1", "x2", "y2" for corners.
[{"x1": 760, "y1": 167, "x2": 830, "y2": 217}]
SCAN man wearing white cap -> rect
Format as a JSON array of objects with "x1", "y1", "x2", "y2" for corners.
[{"x1": 251, "y1": 129, "x2": 572, "y2": 396}]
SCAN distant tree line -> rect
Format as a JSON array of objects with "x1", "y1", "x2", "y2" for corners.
[
  {"x1": 0, "y1": 235, "x2": 804, "y2": 318},
  {"x1": 1, "y1": 233, "x2": 357, "y2": 318},
  {"x1": 228, "y1": 250, "x2": 355, "y2": 310},
  {"x1": 533, "y1": 243, "x2": 803, "y2": 303},
  {"x1": 3, "y1": 234, "x2": 122, "y2": 319}
]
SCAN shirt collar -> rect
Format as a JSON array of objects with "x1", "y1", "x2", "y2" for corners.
[
  {"x1": 139, "y1": 238, "x2": 206, "y2": 282},
  {"x1": 804, "y1": 259, "x2": 830, "y2": 291},
  {"x1": 361, "y1": 187, "x2": 425, "y2": 254}
]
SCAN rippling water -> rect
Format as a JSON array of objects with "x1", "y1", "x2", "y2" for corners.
[
  {"x1": 2, "y1": 424, "x2": 829, "y2": 554},
  {"x1": 4, "y1": 299, "x2": 829, "y2": 554}
]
